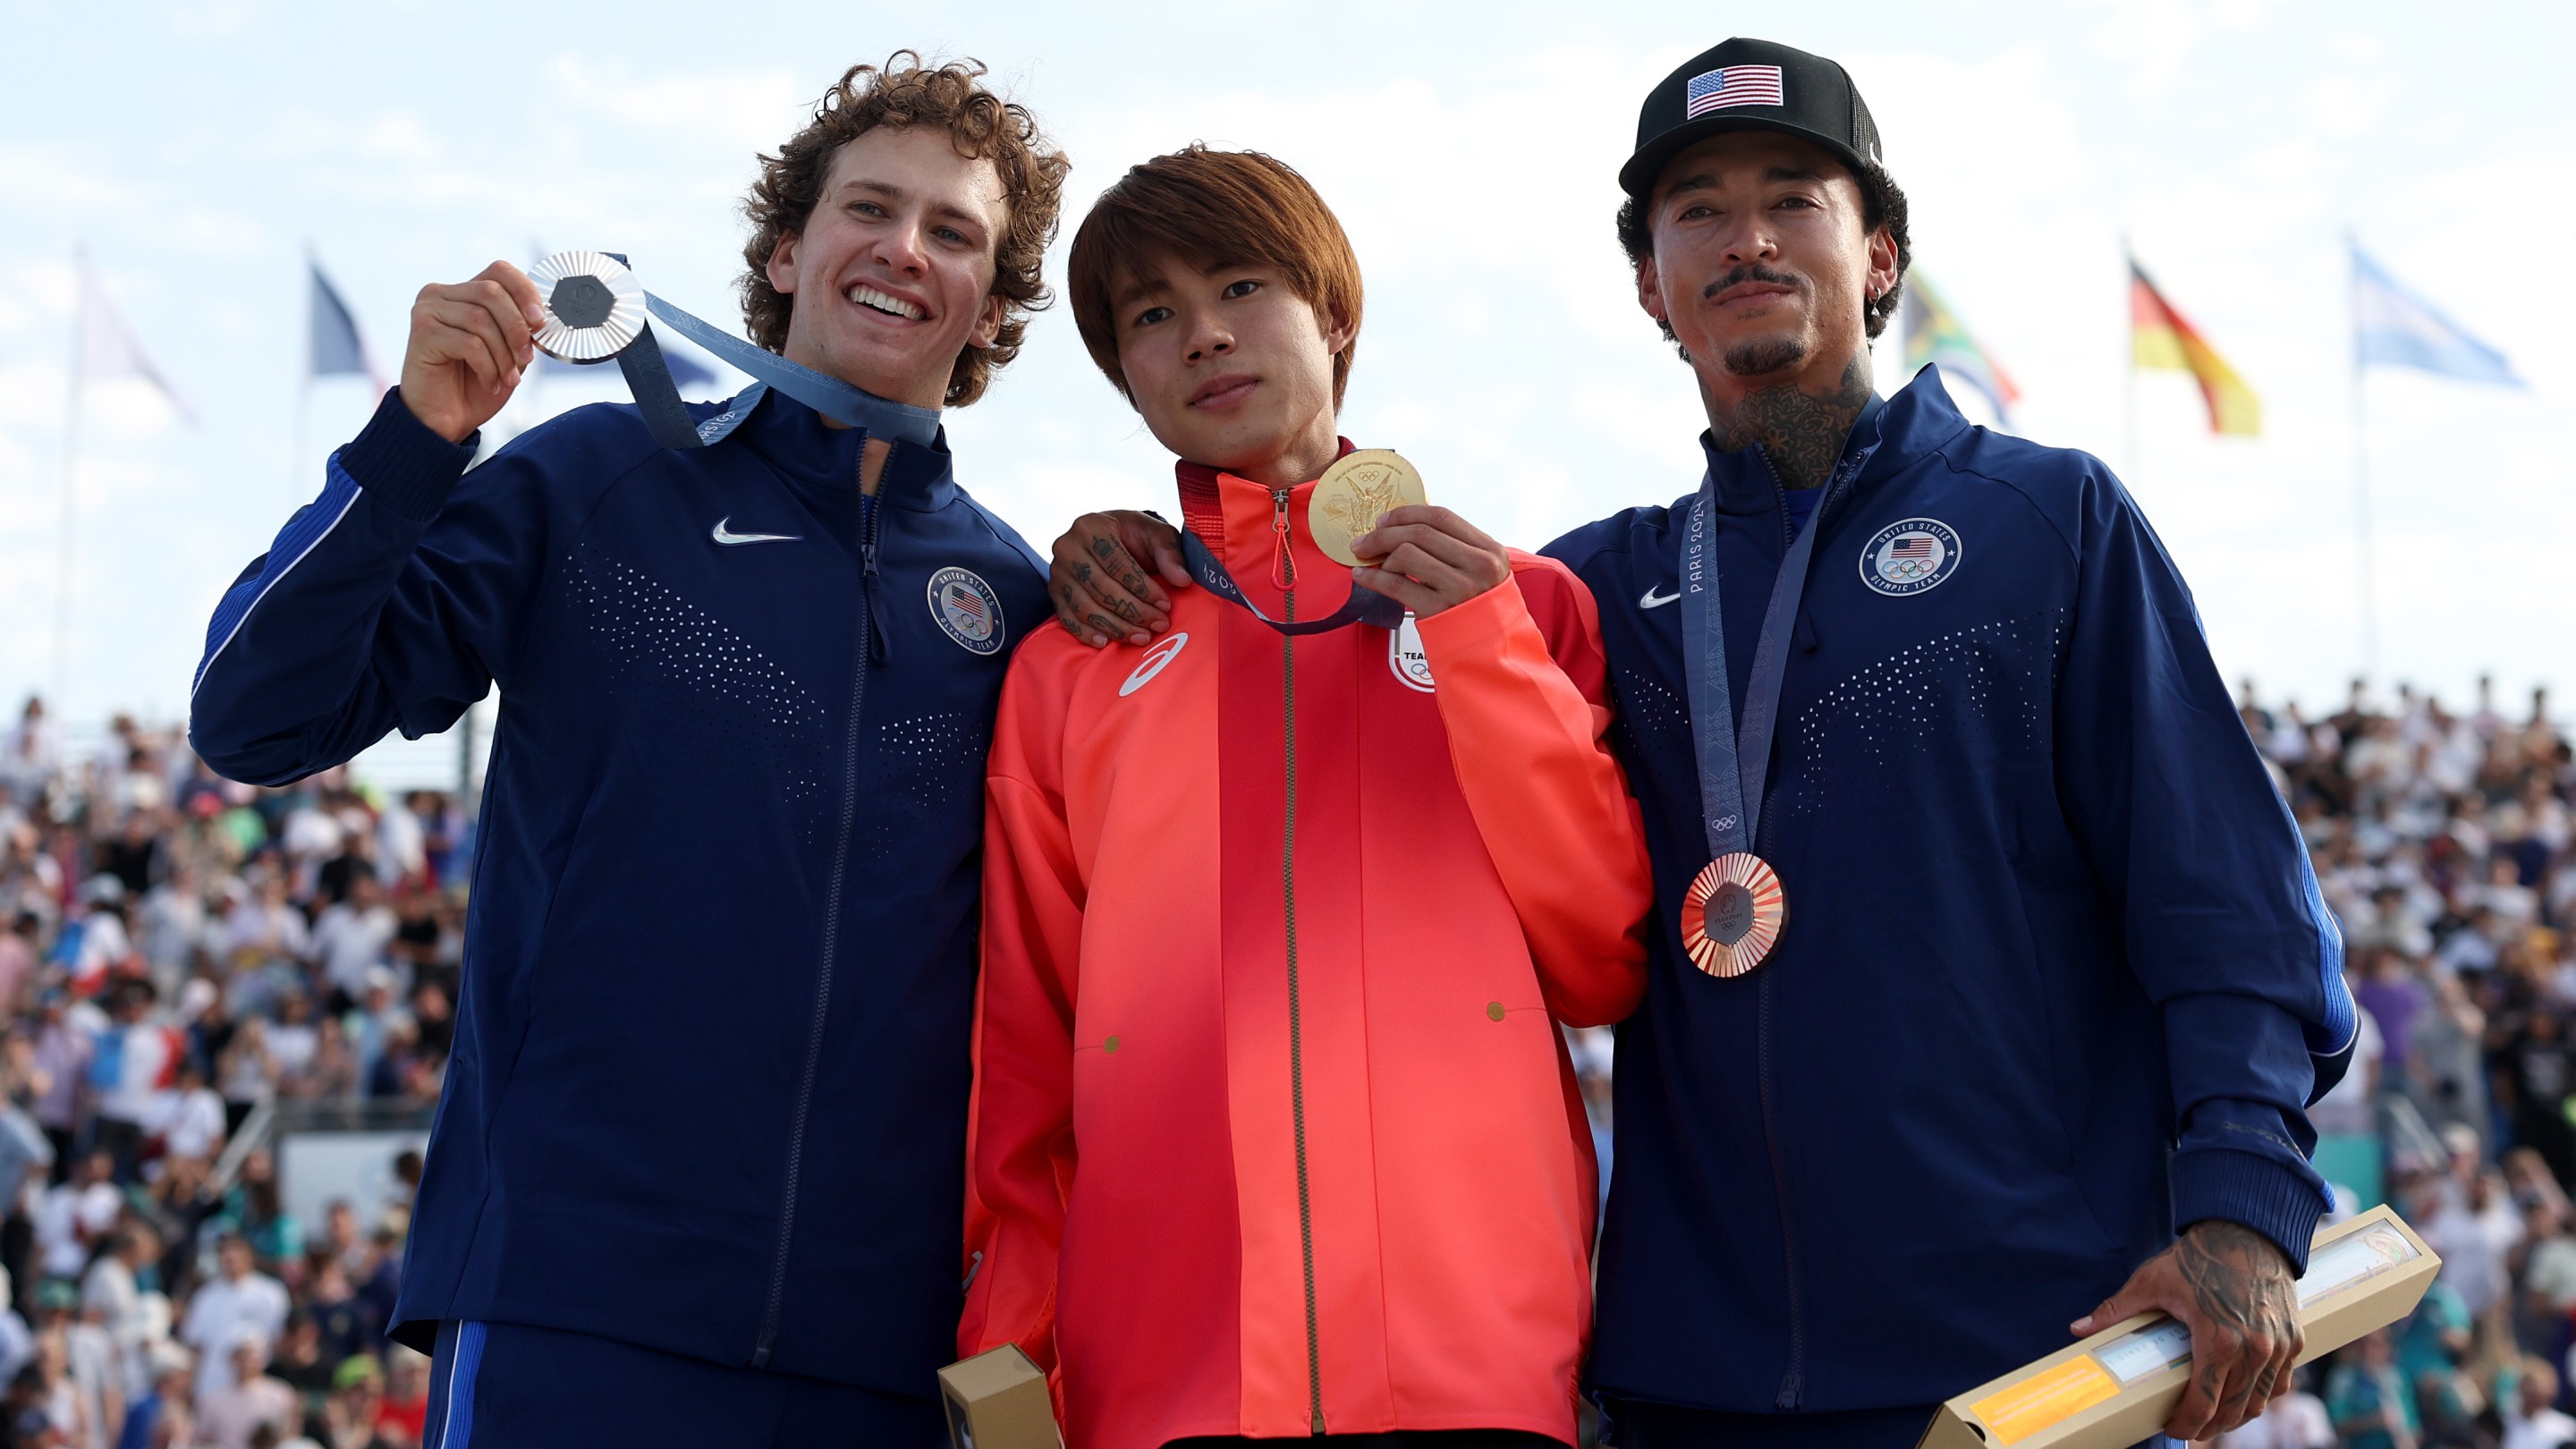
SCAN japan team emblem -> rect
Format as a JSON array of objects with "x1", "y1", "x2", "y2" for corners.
[
  {"x1": 1859, "y1": 518, "x2": 1962, "y2": 597},
  {"x1": 928, "y1": 567, "x2": 1004, "y2": 655},
  {"x1": 1389, "y1": 614, "x2": 1436, "y2": 692}
]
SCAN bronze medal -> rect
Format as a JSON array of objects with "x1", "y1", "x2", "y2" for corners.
[{"x1": 1679, "y1": 852, "x2": 1787, "y2": 978}]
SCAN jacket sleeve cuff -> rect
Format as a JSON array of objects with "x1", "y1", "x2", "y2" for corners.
[
  {"x1": 338, "y1": 387, "x2": 478, "y2": 525},
  {"x1": 1411, "y1": 576, "x2": 1530, "y2": 661},
  {"x1": 2172, "y1": 1148, "x2": 2327, "y2": 1274}
]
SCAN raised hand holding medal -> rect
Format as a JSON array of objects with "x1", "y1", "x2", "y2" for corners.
[
  {"x1": 1312, "y1": 450, "x2": 1425, "y2": 567},
  {"x1": 400, "y1": 260, "x2": 548, "y2": 444},
  {"x1": 1336, "y1": 453, "x2": 1513, "y2": 622}
]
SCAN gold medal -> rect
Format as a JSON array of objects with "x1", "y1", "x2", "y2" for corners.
[
  {"x1": 1680, "y1": 852, "x2": 1787, "y2": 978},
  {"x1": 1309, "y1": 449, "x2": 1428, "y2": 568}
]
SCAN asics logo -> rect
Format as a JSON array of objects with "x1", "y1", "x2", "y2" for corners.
[
  {"x1": 1120, "y1": 632, "x2": 1191, "y2": 697},
  {"x1": 1640, "y1": 585, "x2": 1681, "y2": 609},
  {"x1": 711, "y1": 517, "x2": 801, "y2": 547}
]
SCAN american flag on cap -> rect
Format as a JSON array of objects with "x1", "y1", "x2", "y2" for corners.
[{"x1": 1685, "y1": 64, "x2": 1785, "y2": 116}]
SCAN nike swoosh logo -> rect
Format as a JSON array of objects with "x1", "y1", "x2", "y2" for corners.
[
  {"x1": 711, "y1": 516, "x2": 802, "y2": 547},
  {"x1": 1640, "y1": 586, "x2": 1681, "y2": 609}
]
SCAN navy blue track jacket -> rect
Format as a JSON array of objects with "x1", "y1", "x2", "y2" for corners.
[
  {"x1": 188, "y1": 385, "x2": 1049, "y2": 1395},
  {"x1": 1543, "y1": 368, "x2": 2357, "y2": 1417}
]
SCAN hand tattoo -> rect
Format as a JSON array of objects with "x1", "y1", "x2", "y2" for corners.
[
  {"x1": 2178, "y1": 1221, "x2": 2300, "y2": 1424},
  {"x1": 2175, "y1": 1221, "x2": 2289, "y2": 1337},
  {"x1": 1706, "y1": 355, "x2": 1872, "y2": 492}
]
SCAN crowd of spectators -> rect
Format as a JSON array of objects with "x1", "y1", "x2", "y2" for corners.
[
  {"x1": 0, "y1": 664, "x2": 2565, "y2": 1449},
  {"x1": 0, "y1": 698, "x2": 462, "y2": 1448},
  {"x1": 2206, "y1": 675, "x2": 2576, "y2": 1449}
]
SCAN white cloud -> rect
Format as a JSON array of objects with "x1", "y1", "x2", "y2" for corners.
[{"x1": 0, "y1": 0, "x2": 2567, "y2": 724}]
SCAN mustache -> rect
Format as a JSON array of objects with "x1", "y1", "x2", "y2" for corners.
[{"x1": 1702, "y1": 264, "x2": 1808, "y2": 299}]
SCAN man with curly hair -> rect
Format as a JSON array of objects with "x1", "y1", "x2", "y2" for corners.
[{"x1": 187, "y1": 55, "x2": 1067, "y2": 1446}]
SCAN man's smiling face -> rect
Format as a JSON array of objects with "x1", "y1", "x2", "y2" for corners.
[
  {"x1": 766, "y1": 125, "x2": 1011, "y2": 411},
  {"x1": 1636, "y1": 130, "x2": 1895, "y2": 386}
]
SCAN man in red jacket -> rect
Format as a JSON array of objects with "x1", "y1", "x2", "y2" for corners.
[{"x1": 961, "y1": 146, "x2": 1653, "y2": 1448}]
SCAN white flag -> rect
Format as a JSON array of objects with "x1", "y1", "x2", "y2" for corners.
[{"x1": 76, "y1": 256, "x2": 194, "y2": 424}]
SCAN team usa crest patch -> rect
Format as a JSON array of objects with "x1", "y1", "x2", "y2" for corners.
[
  {"x1": 928, "y1": 567, "x2": 1004, "y2": 655},
  {"x1": 1859, "y1": 518, "x2": 1962, "y2": 597}
]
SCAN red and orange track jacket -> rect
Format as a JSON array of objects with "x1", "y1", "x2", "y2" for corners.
[{"x1": 960, "y1": 455, "x2": 1655, "y2": 1449}]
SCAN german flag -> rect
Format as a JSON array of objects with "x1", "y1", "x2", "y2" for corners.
[{"x1": 2130, "y1": 261, "x2": 2260, "y2": 436}]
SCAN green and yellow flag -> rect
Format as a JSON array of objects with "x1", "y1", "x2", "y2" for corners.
[
  {"x1": 1901, "y1": 272, "x2": 2021, "y2": 426},
  {"x1": 2130, "y1": 260, "x2": 2260, "y2": 436}
]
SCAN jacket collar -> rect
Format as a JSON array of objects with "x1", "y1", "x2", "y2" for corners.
[
  {"x1": 1695, "y1": 364, "x2": 1973, "y2": 518},
  {"x1": 733, "y1": 385, "x2": 958, "y2": 513},
  {"x1": 1173, "y1": 438, "x2": 1359, "y2": 591}
]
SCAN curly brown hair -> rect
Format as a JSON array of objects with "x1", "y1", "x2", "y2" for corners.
[{"x1": 739, "y1": 54, "x2": 1070, "y2": 407}]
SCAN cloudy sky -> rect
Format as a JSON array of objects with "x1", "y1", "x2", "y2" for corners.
[{"x1": 2, "y1": 0, "x2": 2568, "y2": 776}]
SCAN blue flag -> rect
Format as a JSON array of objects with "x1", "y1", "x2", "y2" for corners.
[
  {"x1": 535, "y1": 331, "x2": 721, "y2": 392},
  {"x1": 2354, "y1": 245, "x2": 2521, "y2": 387},
  {"x1": 309, "y1": 259, "x2": 381, "y2": 387}
]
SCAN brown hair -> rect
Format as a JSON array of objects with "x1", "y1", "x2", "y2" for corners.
[
  {"x1": 739, "y1": 54, "x2": 1070, "y2": 407},
  {"x1": 1066, "y1": 146, "x2": 1364, "y2": 409}
]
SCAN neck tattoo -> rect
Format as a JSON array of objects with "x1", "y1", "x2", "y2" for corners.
[{"x1": 1707, "y1": 356, "x2": 1872, "y2": 492}]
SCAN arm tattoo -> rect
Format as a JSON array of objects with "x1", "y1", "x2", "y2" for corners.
[{"x1": 1707, "y1": 355, "x2": 1873, "y2": 493}]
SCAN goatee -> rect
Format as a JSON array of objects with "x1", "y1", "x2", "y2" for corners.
[{"x1": 1724, "y1": 336, "x2": 1809, "y2": 377}]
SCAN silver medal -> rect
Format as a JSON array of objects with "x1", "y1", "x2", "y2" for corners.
[{"x1": 530, "y1": 250, "x2": 646, "y2": 363}]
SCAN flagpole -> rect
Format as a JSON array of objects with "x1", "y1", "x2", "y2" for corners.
[
  {"x1": 2349, "y1": 234, "x2": 2379, "y2": 686},
  {"x1": 2120, "y1": 235, "x2": 2139, "y2": 479},
  {"x1": 292, "y1": 378, "x2": 310, "y2": 506},
  {"x1": 54, "y1": 245, "x2": 88, "y2": 712},
  {"x1": 294, "y1": 244, "x2": 312, "y2": 504}
]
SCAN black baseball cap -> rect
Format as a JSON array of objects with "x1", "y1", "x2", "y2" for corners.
[{"x1": 1619, "y1": 38, "x2": 1883, "y2": 199}]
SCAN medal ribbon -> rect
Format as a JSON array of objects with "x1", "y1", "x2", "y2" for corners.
[
  {"x1": 640, "y1": 293, "x2": 943, "y2": 448},
  {"x1": 558, "y1": 256, "x2": 946, "y2": 452},
  {"x1": 1177, "y1": 530, "x2": 1408, "y2": 636},
  {"x1": 1679, "y1": 402, "x2": 1885, "y2": 862}
]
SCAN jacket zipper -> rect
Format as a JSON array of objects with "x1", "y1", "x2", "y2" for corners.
[
  {"x1": 1755, "y1": 451, "x2": 1806, "y2": 1410},
  {"x1": 1273, "y1": 487, "x2": 1325, "y2": 1436},
  {"x1": 753, "y1": 445, "x2": 880, "y2": 1367}
]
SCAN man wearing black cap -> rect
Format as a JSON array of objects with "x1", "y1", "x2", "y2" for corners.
[
  {"x1": 1538, "y1": 36, "x2": 2356, "y2": 1449},
  {"x1": 1037, "y1": 36, "x2": 2356, "y2": 1449}
]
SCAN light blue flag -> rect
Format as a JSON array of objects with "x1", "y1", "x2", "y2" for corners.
[{"x1": 2353, "y1": 245, "x2": 2521, "y2": 386}]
